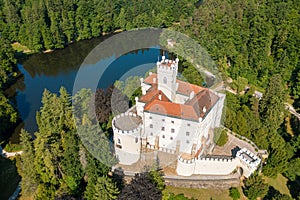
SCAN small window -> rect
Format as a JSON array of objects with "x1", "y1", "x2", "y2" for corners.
[
  {"x1": 186, "y1": 140, "x2": 190, "y2": 144},
  {"x1": 163, "y1": 77, "x2": 167, "y2": 84},
  {"x1": 187, "y1": 123, "x2": 190, "y2": 126},
  {"x1": 135, "y1": 138, "x2": 138, "y2": 143},
  {"x1": 186, "y1": 132, "x2": 190, "y2": 136},
  {"x1": 117, "y1": 138, "x2": 121, "y2": 144},
  {"x1": 162, "y1": 119, "x2": 165, "y2": 122},
  {"x1": 171, "y1": 128, "x2": 175, "y2": 133},
  {"x1": 161, "y1": 127, "x2": 165, "y2": 131},
  {"x1": 162, "y1": 135, "x2": 165, "y2": 138},
  {"x1": 150, "y1": 124, "x2": 153, "y2": 128},
  {"x1": 149, "y1": 116, "x2": 152, "y2": 119},
  {"x1": 170, "y1": 137, "x2": 173, "y2": 140},
  {"x1": 171, "y1": 120, "x2": 174, "y2": 124},
  {"x1": 150, "y1": 132, "x2": 153, "y2": 136}
]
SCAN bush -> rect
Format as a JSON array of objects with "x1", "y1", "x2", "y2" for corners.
[
  {"x1": 215, "y1": 130, "x2": 228, "y2": 146},
  {"x1": 229, "y1": 187, "x2": 240, "y2": 200}
]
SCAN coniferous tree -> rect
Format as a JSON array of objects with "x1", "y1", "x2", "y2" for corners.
[
  {"x1": 260, "y1": 74, "x2": 286, "y2": 134},
  {"x1": 243, "y1": 173, "x2": 269, "y2": 200},
  {"x1": 17, "y1": 129, "x2": 38, "y2": 197},
  {"x1": 93, "y1": 176, "x2": 119, "y2": 200}
]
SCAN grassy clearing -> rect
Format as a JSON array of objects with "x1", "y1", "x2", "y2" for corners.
[
  {"x1": 264, "y1": 174, "x2": 290, "y2": 196},
  {"x1": 163, "y1": 186, "x2": 232, "y2": 200},
  {"x1": 11, "y1": 42, "x2": 32, "y2": 53},
  {"x1": 285, "y1": 116, "x2": 294, "y2": 137}
]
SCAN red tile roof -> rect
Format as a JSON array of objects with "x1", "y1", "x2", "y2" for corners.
[
  {"x1": 144, "y1": 73, "x2": 204, "y2": 96},
  {"x1": 139, "y1": 86, "x2": 170, "y2": 103},
  {"x1": 176, "y1": 79, "x2": 204, "y2": 96},
  {"x1": 144, "y1": 100, "x2": 199, "y2": 121},
  {"x1": 144, "y1": 73, "x2": 157, "y2": 85},
  {"x1": 140, "y1": 74, "x2": 219, "y2": 121}
]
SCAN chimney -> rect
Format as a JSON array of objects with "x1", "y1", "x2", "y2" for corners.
[
  {"x1": 176, "y1": 82, "x2": 179, "y2": 90},
  {"x1": 158, "y1": 94, "x2": 162, "y2": 100},
  {"x1": 189, "y1": 91, "x2": 195, "y2": 99},
  {"x1": 203, "y1": 106, "x2": 206, "y2": 113},
  {"x1": 149, "y1": 72, "x2": 153, "y2": 76},
  {"x1": 153, "y1": 77, "x2": 156, "y2": 83}
]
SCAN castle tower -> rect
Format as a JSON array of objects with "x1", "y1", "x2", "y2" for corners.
[{"x1": 157, "y1": 56, "x2": 179, "y2": 102}]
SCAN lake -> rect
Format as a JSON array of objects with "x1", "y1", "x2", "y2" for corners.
[{"x1": 7, "y1": 34, "x2": 167, "y2": 139}]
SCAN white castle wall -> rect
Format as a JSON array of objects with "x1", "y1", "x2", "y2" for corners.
[
  {"x1": 176, "y1": 156, "x2": 239, "y2": 176},
  {"x1": 140, "y1": 77, "x2": 152, "y2": 95},
  {"x1": 236, "y1": 148, "x2": 261, "y2": 178},
  {"x1": 213, "y1": 93, "x2": 225, "y2": 128},
  {"x1": 177, "y1": 148, "x2": 261, "y2": 177},
  {"x1": 143, "y1": 112, "x2": 201, "y2": 153},
  {"x1": 135, "y1": 101, "x2": 145, "y2": 118},
  {"x1": 112, "y1": 113, "x2": 142, "y2": 165}
]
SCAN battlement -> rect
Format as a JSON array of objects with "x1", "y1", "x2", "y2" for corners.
[
  {"x1": 157, "y1": 62, "x2": 178, "y2": 71},
  {"x1": 156, "y1": 57, "x2": 179, "y2": 72},
  {"x1": 112, "y1": 112, "x2": 142, "y2": 135},
  {"x1": 236, "y1": 148, "x2": 261, "y2": 169},
  {"x1": 178, "y1": 155, "x2": 235, "y2": 164}
]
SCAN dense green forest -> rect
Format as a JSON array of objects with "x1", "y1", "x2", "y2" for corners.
[{"x1": 0, "y1": 0, "x2": 300, "y2": 199}]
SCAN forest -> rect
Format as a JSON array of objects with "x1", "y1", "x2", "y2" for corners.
[{"x1": 0, "y1": 0, "x2": 299, "y2": 199}]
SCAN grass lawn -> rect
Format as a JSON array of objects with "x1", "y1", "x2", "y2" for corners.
[
  {"x1": 264, "y1": 174, "x2": 291, "y2": 196},
  {"x1": 163, "y1": 185, "x2": 248, "y2": 200}
]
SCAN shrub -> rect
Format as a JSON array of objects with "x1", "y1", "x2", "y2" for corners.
[
  {"x1": 215, "y1": 130, "x2": 228, "y2": 146},
  {"x1": 229, "y1": 187, "x2": 240, "y2": 200}
]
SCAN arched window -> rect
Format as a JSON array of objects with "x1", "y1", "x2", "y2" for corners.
[{"x1": 163, "y1": 77, "x2": 167, "y2": 84}]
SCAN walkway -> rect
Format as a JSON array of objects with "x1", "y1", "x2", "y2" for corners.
[
  {"x1": 285, "y1": 103, "x2": 300, "y2": 120},
  {"x1": 1, "y1": 149, "x2": 23, "y2": 158}
]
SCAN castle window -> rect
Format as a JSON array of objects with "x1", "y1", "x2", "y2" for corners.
[
  {"x1": 149, "y1": 116, "x2": 152, "y2": 119},
  {"x1": 162, "y1": 119, "x2": 165, "y2": 122},
  {"x1": 163, "y1": 77, "x2": 167, "y2": 84},
  {"x1": 162, "y1": 135, "x2": 165, "y2": 138},
  {"x1": 171, "y1": 128, "x2": 175, "y2": 133},
  {"x1": 186, "y1": 132, "x2": 190, "y2": 136},
  {"x1": 171, "y1": 120, "x2": 174, "y2": 124},
  {"x1": 150, "y1": 124, "x2": 153, "y2": 128},
  {"x1": 187, "y1": 123, "x2": 191, "y2": 126},
  {"x1": 161, "y1": 127, "x2": 165, "y2": 131},
  {"x1": 186, "y1": 140, "x2": 190, "y2": 144},
  {"x1": 150, "y1": 132, "x2": 153, "y2": 136},
  {"x1": 170, "y1": 137, "x2": 173, "y2": 140},
  {"x1": 135, "y1": 138, "x2": 138, "y2": 143},
  {"x1": 117, "y1": 138, "x2": 121, "y2": 144}
]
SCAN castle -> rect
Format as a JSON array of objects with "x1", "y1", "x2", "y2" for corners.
[{"x1": 112, "y1": 56, "x2": 261, "y2": 177}]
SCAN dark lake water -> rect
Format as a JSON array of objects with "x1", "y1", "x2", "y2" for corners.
[{"x1": 7, "y1": 35, "x2": 167, "y2": 139}]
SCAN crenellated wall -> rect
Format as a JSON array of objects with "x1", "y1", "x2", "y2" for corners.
[{"x1": 176, "y1": 155, "x2": 239, "y2": 176}]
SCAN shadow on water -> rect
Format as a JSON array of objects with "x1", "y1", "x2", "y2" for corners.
[{"x1": 6, "y1": 31, "x2": 166, "y2": 140}]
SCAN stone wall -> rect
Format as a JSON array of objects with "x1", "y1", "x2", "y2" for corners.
[{"x1": 164, "y1": 176, "x2": 240, "y2": 189}]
